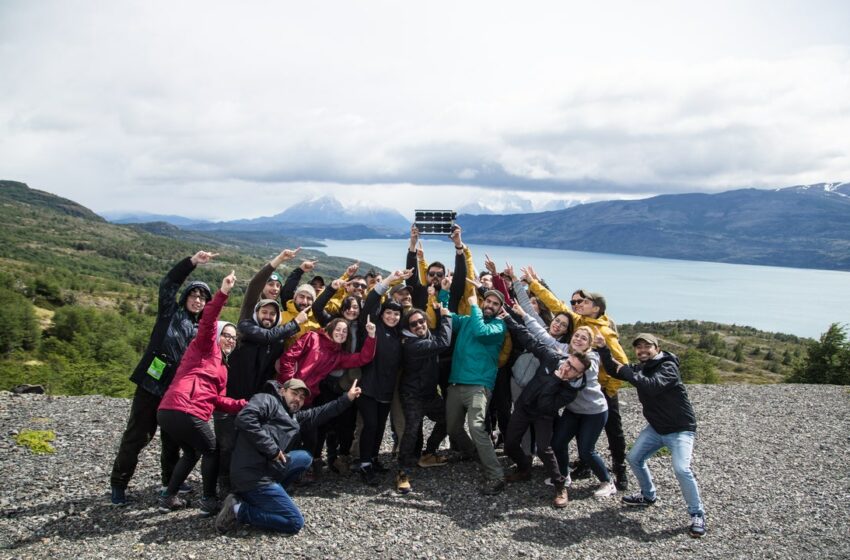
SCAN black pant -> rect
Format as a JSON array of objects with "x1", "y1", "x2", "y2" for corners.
[
  {"x1": 604, "y1": 392, "x2": 627, "y2": 467},
  {"x1": 213, "y1": 412, "x2": 236, "y2": 494},
  {"x1": 504, "y1": 407, "x2": 562, "y2": 485},
  {"x1": 110, "y1": 385, "x2": 180, "y2": 488},
  {"x1": 488, "y1": 366, "x2": 512, "y2": 437},
  {"x1": 356, "y1": 395, "x2": 391, "y2": 462},
  {"x1": 313, "y1": 379, "x2": 357, "y2": 461},
  {"x1": 398, "y1": 393, "x2": 447, "y2": 468},
  {"x1": 157, "y1": 409, "x2": 218, "y2": 498}
]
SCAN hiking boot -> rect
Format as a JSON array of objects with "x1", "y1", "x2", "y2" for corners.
[
  {"x1": 613, "y1": 464, "x2": 629, "y2": 491},
  {"x1": 481, "y1": 479, "x2": 506, "y2": 495},
  {"x1": 689, "y1": 513, "x2": 707, "y2": 538},
  {"x1": 371, "y1": 459, "x2": 389, "y2": 473},
  {"x1": 594, "y1": 481, "x2": 617, "y2": 498},
  {"x1": 396, "y1": 472, "x2": 411, "y2": 494},
  {"x1": 302, "y1": 466, "x2": 318, "y2": 484},
  {"x1": 330, "y1": 455, "x2": 351, "y2": 475},
  {"x1": 359, "y1": 464, "x2": 379, "y2": 486},
  {"x1": 446, "y1": 451, "x2": 474, "y2": 464},
  {"x1": 570, "y1": 462, "x2": 591, "y2": 480},
  {"x1": 199, "y1": 495, "x2": 220, "y2": 517},
  {"x1": 504, "y1": 468, "x2": 532, "y2": 483},
  {"x1": 110, "y1": 486, "x2": 129, "y2": 506},
  {"x1": 622, "y1": 493, "x2": 657, "y2": 507},
  {"x1": 160, "y1": 482, "x2": 193, "y2": 495},
  {"x1": 417, "y1": 453, "x2": 448, "y2": 468},
  {"x1": 215, "y1": 494, "x2": 241, "y2": 534},
  {"x1": 158, "y1": 493, "x2": 187, "y2": 513},
  {"x1": 553, "y1": 486, "x2": 569, "y2": 509}
]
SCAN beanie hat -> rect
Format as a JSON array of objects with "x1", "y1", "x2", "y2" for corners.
[
  {"x1": 483, "y1": 289, "x2": 505, "y2": 306},
  {"x1": 294, "y1": 284, "x2": 316, "y2": 299},
  {"x1": 267, "y1": 272, "x2": 283, "y2": 285}
]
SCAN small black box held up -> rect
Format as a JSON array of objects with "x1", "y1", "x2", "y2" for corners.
[{"x1": 414, "y1": 209, "x2": 457, "y2": 235}]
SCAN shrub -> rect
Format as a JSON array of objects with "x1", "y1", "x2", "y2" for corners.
[
  {"x1": 15, "y1": 429, "x2": 56, "y2": 454},
  {"x1": 788, "y1": 323, "x2": 850, "y2": 385}
]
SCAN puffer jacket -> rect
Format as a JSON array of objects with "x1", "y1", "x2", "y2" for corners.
[
  {"x1": 226, "y1": 299, "x2": 301, "y2": 400},
  {"x1": 130, "y1": 256, "x2": 211, "y2": 397},
  {"x1": 158, "y1": 290, "x2": 246, "y2": 420},
  {"x1": 399, "y1": 315, "x2": 452, "y2": 399},
  {"x1": 277, "y1": 329, "x2": 376, "y2": 406},
  {"x1": 505, "y1": 316, "x2": 586, "y2": 418},
  {"x1": 230, "y1": 380, "x2": 353, "y2": 493},
  {"x1": 598, "y1": 347, "x2": 696, "y2": 434}
]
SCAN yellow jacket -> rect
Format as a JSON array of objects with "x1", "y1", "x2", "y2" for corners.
[
  {"x1": 528, "y1": 279, "x2": 625, "y2": 396},
  {"x1": 280, "y1": 299, "x2": 321, "y2": 349}
]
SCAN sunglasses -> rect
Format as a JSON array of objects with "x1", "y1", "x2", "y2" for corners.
[
  {"x1": 351, "y1": 283, "x2": 367, "y2": 290},
  {"x1": 409, "y1": 318, "x2": 428, "y2": 328},
  {"x1": 427, "y1": 271, "x2": 445, "y2": 277},
  {"x1": 570, "y1": 298, "x2": 592, "y2": 306}
]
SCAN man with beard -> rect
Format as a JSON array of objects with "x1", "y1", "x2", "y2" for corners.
[
  {"x1": 445, "y1": 289, "x2": 507, "y2": 495},
  {"x1": 279, "y1": 258, "x2": 322, "y2": 348}
]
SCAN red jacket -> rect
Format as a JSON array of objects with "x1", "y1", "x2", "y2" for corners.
[
  {"x1": 278, "y1": 330, "x2": 376, "y2": 405},
  {"x1": 159, "y1": 290, "x2": 246, "y2": 420}
]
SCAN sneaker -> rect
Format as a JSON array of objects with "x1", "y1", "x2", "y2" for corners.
[
  {"x1": 570, "y1": 463, "x2": 592, "y2": 480},
  {"x1": 689, "y1": 513, "x2": 707, "y2": 538},
  {"x1": 417, "y1": 453, "x2": 448, "y2": 468},
  {"x1": 593, "y1": 481, "x2": 617, "y2": 498},
  {"x1": 613, "y1": 465, "x2": 629, "y2": 491},
  {"x1": 160, "y1": 482, "x2": 193, "y2": 495},
  {"x1": 544, "y1": 474, "x2": 571, "y2": 487},
  {"x1": 622, "y1": 493, "x2": 658, "y2": 507},
  {"x1": 199, "y1": 495, "x2": 220, "y2": 517},
  {"x1": 359, "y1": 464, "x2": 379, "y2": 486},
  {"x1": 158, "y1": 493, "x2": 187, "y2": 513},
  {"x1": 110, "y1": 486, "x2": 129, "y2": 506},
  {"x1": 553, "y1": 486, "x2": 569, "y2": 509},
  {"x1": 504, "y1": 468, "x2": 532, "y2": 483},
  {"x1": 215, "y1": 494, "x2": 241, "y2": 534},
  {"x1": 481, "y1": 479, "x2": 506, "y2": 495},
  {"x1": 396, "y1": 472, "x2": 411, "y2": 494}
]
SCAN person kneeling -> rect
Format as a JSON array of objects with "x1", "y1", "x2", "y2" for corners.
[{"x1": 216, "y1": 378, "x2": 361, "y2": 534}]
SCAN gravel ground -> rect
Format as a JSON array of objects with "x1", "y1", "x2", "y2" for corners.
[{"x1": 1, "y1": 384, "x2": 848, "y2": 559}]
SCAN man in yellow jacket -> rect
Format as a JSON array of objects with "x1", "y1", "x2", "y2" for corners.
[{"x1": 525, "y1": 270, "x2": 630, "y2": 491}]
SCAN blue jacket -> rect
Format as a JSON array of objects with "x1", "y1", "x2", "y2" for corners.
[{"x1": 448, "y1": 305, "x2": 506, "y2": 390}]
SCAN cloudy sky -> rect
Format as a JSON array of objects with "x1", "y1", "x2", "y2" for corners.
[{"x1": 1, "y1": 1, "x2": 849, "y2": 220}]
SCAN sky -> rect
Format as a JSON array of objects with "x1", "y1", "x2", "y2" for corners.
[{"x1": 1, "y1": 0, "x2": 849, "y2": 221}]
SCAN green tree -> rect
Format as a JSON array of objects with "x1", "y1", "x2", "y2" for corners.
[
  {"x1": 0, "y1": 287, "x2": 40, "y2": 355},
  {"x1": 679, "y1": 349, "x2": 720, "y2": 384},
  {"x1": 733, "y1": 341, "x2": 745, "y2": 363},
  {"x1": 788, "y1": 323, "x2": 850, "y2": 385}
]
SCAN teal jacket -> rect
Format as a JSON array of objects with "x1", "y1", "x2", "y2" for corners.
[{"x1": 448, "y1": 305, "x2": 506, "y2": 390}]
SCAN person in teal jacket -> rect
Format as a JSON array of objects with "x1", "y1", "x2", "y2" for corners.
[{"x1": 445, "y1": 289, "x2": 507, "y2": 495}]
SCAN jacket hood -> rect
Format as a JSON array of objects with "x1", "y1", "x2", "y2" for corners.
[
  {"x1": 178, "y1": 280, "x2": 213, "y2": 313},
  {"x1": 253, "y1": 298, "x2": 282, "y2": 327},
  {"x1": 216, "y1": 320, "x2": 236, "y2": 339},
  {"x1": 643, "y1": 350, "x2": 680, "y2": 369},
  {"x1": 262, "y1": 379, "x2": 284, "y2": 398}
]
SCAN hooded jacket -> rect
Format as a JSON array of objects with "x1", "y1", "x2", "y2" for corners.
[
  {"x1": 280, "y1": 299, "x2": 321, "y2": 349},
  {"x1": 130, "y1": 257, "x2": 212, "y2": 397},
  {"x1": 598, "y1": 347, "x2": 696, "y2": 434},
  {"x1": 399, "y1": 314, "x2": 452, "y2": 399},
  {"x1": 357, "y1": 285, "x2": 403, "y2": 402},
  {"x1": 528, "y1": 278, "x2": 626, "y2": 397},
  {"x1": 226, "y1": 299, "x2": 301, "y2": 400},
  {"x1": 158, "y1": 290, "x2": 246, "y2": 421},
  {"x1": 448, "y1": 305, "x2": 506, "y2": 390},
  {"x1": 230, "y1": 380, "x2": 353, "y2": 493},
  {"x1": 504, "y1": 316, "x2": 586, "y2": 418},
  {"x1": 277, "y1": 329, "x2": 376, "y2": 406}
]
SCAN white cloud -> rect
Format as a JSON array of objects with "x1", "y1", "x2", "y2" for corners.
[{"x1": 1, "y1": 0, "x2": 849, "y2": 219}]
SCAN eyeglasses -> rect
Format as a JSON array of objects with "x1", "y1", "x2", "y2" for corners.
[
  {"x1": 351, "y1": 283, "x2": 367, "y2": 290},
  {"x1": 562, "y1": 360, "x2": 584, "y2": 374},
  {"x1": 551, "y1": 318, "x2": 570, "y2": 327},
  {"x1": 187, "y1": 293, "x2": 207, "y2": 301},
  {"x1": 409, "y1": 318, "x2": 427, "y2": 328},
  {"x1": 570, "y1": 298, "x2": 592, "y2": 306},
  {"x1": 220, "y1": 333, "x2": 237, "y2": 342}
]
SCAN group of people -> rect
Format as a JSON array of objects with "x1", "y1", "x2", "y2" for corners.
[{"x1": 107, "y1": 224, "x2": 707, "y2": 539}]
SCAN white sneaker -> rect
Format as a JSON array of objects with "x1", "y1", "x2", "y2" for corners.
[
  {"x1": 544, "y1": 474, "x2": 572, "y2": 487},
  {"x1": 593, "y1": 481, "x2": 617, "y2": 498}
]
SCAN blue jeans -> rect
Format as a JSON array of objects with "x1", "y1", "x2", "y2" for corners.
[
  {"x1": 552, "y1": 409, "x2": 610, "y2": 481},
  {"x1": 236, "y1": 450, "x2": 312, "y2": 534},
  {"x1": 627, "y1": 425, "x2": 704, "y2": 516}
]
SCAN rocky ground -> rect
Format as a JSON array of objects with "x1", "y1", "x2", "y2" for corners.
[{"x1": 1, "y1": 384, "x2": 848, "y2": 559}]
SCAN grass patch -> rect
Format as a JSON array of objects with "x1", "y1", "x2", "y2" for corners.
[{"x1": 15, "y1": 429, "x2": 56, "y2": 454}]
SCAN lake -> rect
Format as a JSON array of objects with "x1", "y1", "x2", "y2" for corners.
[{"x1": 306, "y1": 238, "x2": 850, "y2": 339}]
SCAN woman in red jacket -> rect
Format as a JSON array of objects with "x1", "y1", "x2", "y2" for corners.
[
  {"x1": 158, "y1": 271, "x2": 247, "y2": 515},
  {"x1": 277, "y1": 316, "x2": 377, "y2": 405}
]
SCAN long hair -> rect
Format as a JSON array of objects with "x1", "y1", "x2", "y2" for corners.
[{"x1": 324, "y1": 317, "x2": 351, "y2": 346}]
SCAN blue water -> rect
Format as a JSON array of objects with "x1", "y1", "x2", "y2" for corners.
[{"x1": 307, "y1": 238, "x2": 850, "y2": 339}]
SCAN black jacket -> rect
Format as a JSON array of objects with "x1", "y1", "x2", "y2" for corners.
[
  {"x1": 399, "y1": 315, "x2": 452, "y2": 399},
  {"x1": 357, "y1": 287, "x2": 402, "y2": 402},
  {"x1": 230, "y1": 380, "x2": 352, "y2": 493},
  {"x1": 406, "y1": 248, "x2": 467, "y2": 313},
  {"x1": 226, "y1": 300, "x2": 301, "y2": 400},
  {"x1": 598, "y1": 347, "x2": 696, "y2": 434},
  {"x1": 505, "y1": 316, "x2": 585, "y2": 418},
  {"x1": 130, "y1": 257, "x2": 211, "y2": 397}
]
